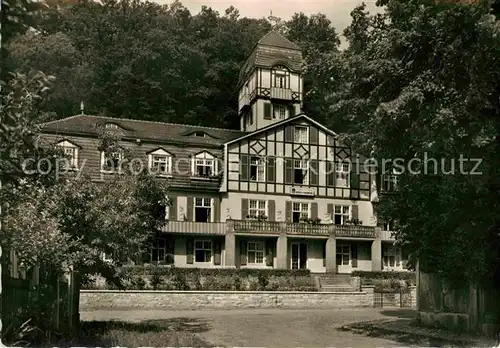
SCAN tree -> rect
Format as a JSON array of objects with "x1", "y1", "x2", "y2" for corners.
[{"x1": 326, "y1": 0, "x2": 500, "y2": 286}]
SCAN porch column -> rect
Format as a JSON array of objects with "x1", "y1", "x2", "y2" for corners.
[
  {"x1": 225, "y1": 220, "x2": 236, "y2": 268},
  {"x1": 326, "y1": 226, "x2": 336, "y2": 273},
  {"x1": 276, "y1": 229, "x2": 288, "y2": 269},
  {"x1": 371, "y1": 227, "x2": 382, "y2": 271}
]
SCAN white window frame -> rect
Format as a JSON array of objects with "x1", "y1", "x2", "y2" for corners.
[
  {"x1": 383, "y1": 245, "x2": 402, "y2": 269},
  {"x1": 382, "y1": 174, "x2": 399, "y2": 192},
  {"x1": 273, "y1": 65, "x2": 288, "y2": 88},
  {"x1": 148, "y1": 149, "x2": 172, "y2": 176},
  {"x1": 100, "y1": 150, "x2": 124, "y2": 173},
  {"x1": 192, "y1": 152, "x2": 216, "y2": 178},
  {"x1": 250, "y1": 156, "x2": 265, "y2": 182},
  {"x1": 247, "y1": 241, "x2": 265, "y2": 264},
  {"x1": 336, "y1": 244, "x2": 351, "y2": 266},
  {"x1": 292, "y1": 202, "x2": 310, "y2": 223},
  {"x1": 272, "y1": 104, "x2": 286, "y2": 120},
  {"x1": 56, "y1": 140, "x2": 79, "y2": 168},
  {"x1": 335, "y1": 162, "x2": 350, "y2": 188},
  {"x1": 248, "y1": 200, "x2": 267, "y2": 218},
  {"x1": 294, "y1": 126, "x2": 308, "y2": 144},
  {"x1": 105, "y1": 123, "x2": 119, "y2": 129},
  {"x1": 333, "y1": 205, "x2": 351, "y2": 225},
  {"x1": 150, "y1": 237, "x2": 174, "y2": 264},
  {"x1": 194, "y1": 197, "x2": 214, "y2": 222},
  {"x1": 294, "y1": 159, "x2": 309, "y2": 185},
  {"x1": 194, "y1": 240, "x2": 213, "y2": 263}
]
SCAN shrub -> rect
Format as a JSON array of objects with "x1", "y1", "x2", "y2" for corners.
[
  {"x1": 351, "y1": 271, "x2": 416, "y2": 285},
  {"x1": 257, "y1": 274, "x2": 269, "y2": 290},
  {"x1": 150, "y1": 271, "x2": 163, "y2": 290},
  {"x1": 131, "y1": 276, "x2": 146, "y2": 290},
  {"x1": 173, "y1": 273, "x2": 189, "y2": 290},
  {"x1": 232, "y1": 276, "x2": 242, "y2": 291}
]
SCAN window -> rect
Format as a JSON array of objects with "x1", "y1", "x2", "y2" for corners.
[
  {"x1": 56, "y1": 141, "x2": 78, "y2": 168},
  {"x1": 195, "y1": 240, "x2": 212, "y2": 263},
  {"x1": 247, "y1": 241, "x2": 265, "y2": 263},
  {"x1": 148, "y1": 149, "x2": 172, "y2": 176},
  {"x1": 335, "y1": 162, "x2": 350, "y2": 187},
  {"x1": 382, "y1": 174, "x2": 399, "y2": 192},
  {"x1": 383, "y1": 245, "x2": 402, "y2": 269},
  {"x1": 292, "y1": 202, "x2": 309, "y2": 223},
  {"x1": 151, "y1": 238, "x2": 174, "y2": 264},
  {"x1": 274, "y1": 73, "x2": 287, "y2": 88},
  {"x1": 273, "y1": 104, "x2": 286, "y2": 120},
  {"x1": 192, "y1": 152, "x2": 215, "y2": 177},
  {"x1": 333, "y1": 205, "x2": 350, "y2": 225},
  {"x1": 294, "y1": 126, "x2": 308, "y2": 143},
  {"x1": 294, "y1": 159, "x2": 308, "y2": 185},
  {"x1": 336, "y1": 245, "x2": 350, "y2": 266},
  {"x1": 105, "y1": 123, "x2": 118, "y2": 129},
  {"x1": 250, "y1": 156, "x2": 265, "y2": 182},
  {"x1": 249, "y1": 200, "x2": 266, "y2": 218},
  {"x1": 194, "y1": 132, "x2": 206, "y2": 137},
  {"x1": 195, "y1": 197, "x2": 212, "y2": 222},
  {"x1": 101, "y1": 151, "x2": 123, "y2": 172}
]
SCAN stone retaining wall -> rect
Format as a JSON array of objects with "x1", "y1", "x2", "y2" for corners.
[{"x1": 80, "y1": 290, "x2": 373, "y2": 310}]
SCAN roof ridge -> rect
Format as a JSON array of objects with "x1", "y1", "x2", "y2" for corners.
[{"x1": 44, "y1": 114, "x2": 245, "y2": 133}]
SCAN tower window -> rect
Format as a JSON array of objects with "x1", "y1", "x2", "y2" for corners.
[
  {"x1": 273, "y1": 104, "x2": 286, "y2": 120},
  {"x1": 275, "y1": 74, "x2": 286, "y2": 88},
  {"x1": 272, "y1": 65, "x2": 289, "y2": 89}
]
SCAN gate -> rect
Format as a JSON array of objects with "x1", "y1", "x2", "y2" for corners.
[{"x1": 373, "y1": 289, "x2": 413, "y2": 308}]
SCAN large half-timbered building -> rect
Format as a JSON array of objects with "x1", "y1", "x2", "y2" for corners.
[{"x1": 40, "y1": 31, "x2": 408, "y2": 273}]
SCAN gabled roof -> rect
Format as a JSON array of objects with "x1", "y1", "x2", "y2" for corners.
[
  {"x1": 224, "y1": 113, "x2": 337, "y2": 146},
  {"x1": 42, "y1": 115, "x2": 246, "y2": 146},
  {"x1": 257, "y1": 31, "x2": 301, "y2": 50}
]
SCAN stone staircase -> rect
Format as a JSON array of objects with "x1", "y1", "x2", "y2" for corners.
[{"x1": 316, "y1": 274, "x2": 359, "y2": 292}]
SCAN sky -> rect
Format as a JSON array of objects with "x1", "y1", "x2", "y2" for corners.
[{"x1": 155, "y1": 0, "x2": 383, "y2": 47}]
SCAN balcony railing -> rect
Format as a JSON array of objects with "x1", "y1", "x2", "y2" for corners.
[
  {"x1": 335, "y1": 225, "x2": 376, "y2": 238},
  {"x1": 233, "y1": 220, "x2": 281, "y2": 234},
  {"x1": 380, "y1": 230, "x2": 395, "y2": 241},
  {"x1": 270, "y1": 87, "x2": 292, "y2": 100},
  {"x1": 162, "y1": 221, "x2": 226, "y2": 235},
  {"x1": 285, "y1": 223, "x2": 330, "y2": 236}
]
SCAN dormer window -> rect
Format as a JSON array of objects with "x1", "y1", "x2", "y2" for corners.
[
  {"x1": 194, "y1": 132, "x2": 206, "y2": 137},
  {"x1": 56, "y1": 140, "x2": 79, "y2": 168},
  {"x1": 192, "y1": 152, "x2": 217, "y2": 178},
  {"x1": 101, "y1": 150, "x2": 124, "y2": 172},
  {"x1": 148, "y1": 149, "x2": 172, "y2": 176},
  {"x1": 105, "y1": 123, "x2": 119, "y2": 129}
]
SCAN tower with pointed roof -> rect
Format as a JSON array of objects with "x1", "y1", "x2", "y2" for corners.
[{"x1": 237, "y1": 31, "x2": 304, "y2": 132}]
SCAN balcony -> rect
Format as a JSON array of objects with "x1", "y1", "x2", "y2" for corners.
[
  {"x1": 335, "y1": 225, "x2": 376, "y2": 239},
  {"x1": 380, "y1": 229, "x2": 395, "y2": 241},
  {"x1": 162, "y1": 221, "x2": 226, "y2": 235},
  {"x1": 233, "y1": 220, "x2": 281, "y2": 234},
  {"x1": 285, "y1": 222, "x2": 329, "y2": 236},
  {"x1": 270, "y1": 87, "x2": 292, "y2": 100}
]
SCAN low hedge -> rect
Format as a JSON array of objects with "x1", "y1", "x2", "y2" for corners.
[
  {"x1": 82, "y1": 267, "x2": 316, "y2": 292},
  {"x1": 119, "y1": 266, "x2": 311, "y2": 277},
  {"x1": 351, "y1": 271, "x2": 416, "y2": 283}
]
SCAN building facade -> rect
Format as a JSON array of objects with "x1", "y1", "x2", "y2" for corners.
[{"x1": 40, "y1": 31, "x2": 408, "y2": 273}]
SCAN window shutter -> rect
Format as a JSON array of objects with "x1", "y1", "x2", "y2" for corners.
[
  {"x1": 268, "y1": 200, "x2": 276, "y2": 221},
  {"x1": 213, "y1": 198, "x2": 220, "y2": 222},
  {"x1": 186, "y1": 238, "x2": 194, "y2": 264},
  {"x1": 214, "y1": 240, "x2": 222, "y2": 265},
  {"x1": 310, "y1": 127, "x2": 318, "y2": 145},
  {"x1": 285, "y1": 201, "x2": 292, "y2": 222},
  {"x1": 240, "y1": 154, "x2": 249, "y2": 181},
  {"x1": 169, "y1": 196, "x2": 177, "y2": 221},
  {"x1": 323, "y1": 242, "x2": 326, "y2": 267},
  {"x1": 265, "y1": 239, "x2": 274, "y2": 267},
  {"x1": 351, "y1": 205, "x2": 359, "y2": 221},
  {"x1": 327, "y1": 204, "x2": 334, "y2": 220},
  {"x1": 284, "y1": 126, "x2": 293, "y2": 143},
  {"x1": 240, "y1": 240, "x2": 247, "y2": 265},
  {"x1": 326, "y1": 161, "x2": 335, "y2": 187},
  {"x1": 186, "y1": 197, "x2": 193, "y2": 221},
  {"x1": 288, "y1": 104, "x2": 295, "y2": 118},
  {"x1": 310, "y1": 160, "x2": 319, "y2": 186},
  {"x1": 266, "y1": 156, "x2": 275, "y2": 182},
  {"x1": 264, "y1": 102, "x2": 272, "y2": 119},
  {"x1": 351, "y1": 244, "x2": 358, "y2": 268},
  {"x1": 284, "y1": 158, "x2": 293, "y2": 184},
  {"x1": 311, "y1": 202, "x2": 318, "y2": 220},
  {"x1": 241, "y1": 198, "x2": 249, "y2": 219}
]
